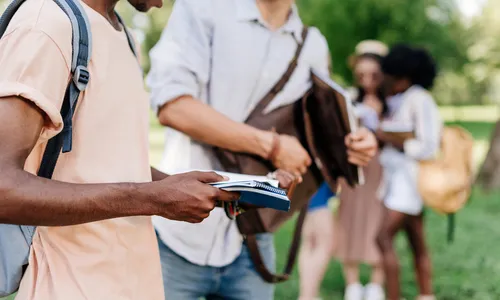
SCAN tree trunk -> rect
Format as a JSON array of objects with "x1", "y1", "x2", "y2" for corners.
[{"x1": 477, "y1": 120, "x2": 500, "y2": 191}]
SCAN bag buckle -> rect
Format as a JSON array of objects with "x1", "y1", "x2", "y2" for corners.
[{"x1": 73, "y1": 65, "x2": 90, "y2": 91}]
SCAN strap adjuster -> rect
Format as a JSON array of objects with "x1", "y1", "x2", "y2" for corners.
[{"x1": 73, "y1": 65, "x2": 90, "y2": 91}]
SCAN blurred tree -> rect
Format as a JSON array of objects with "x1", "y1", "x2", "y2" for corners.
[{"x1": 474, "y1": 0, "x2": 500, "y2": 190}]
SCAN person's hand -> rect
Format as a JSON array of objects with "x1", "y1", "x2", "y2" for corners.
[
  {"x1": 271, "y1": 134, "x2": 312, "y2": 176},
  {"x1": 147, "y1": 171, "x2": 239, "y2": 223},
  {"x1": 269, "y1": 169, "x2": 302, "y2": 188},
  {"x1": 363, "y1": 94, "x2": 383, "y2": 115},
  {"x1": 345, "y1": 127, "x2": 378, "y2": 166},
  {"x1": 271, "y1": 169, "x2": 300, "y2": 199}
]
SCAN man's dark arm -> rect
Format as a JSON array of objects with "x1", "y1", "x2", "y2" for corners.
[
  {"x1": 0, "y1": 97, "x2": 150, "y2": 226},
  {"x1": 0, "y1": 97, "x2": 238, "y2": 226}
]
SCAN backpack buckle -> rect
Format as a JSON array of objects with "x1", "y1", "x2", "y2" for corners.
[{"x1": 73, "y1": 65, "x2": 90, "y2": 91}]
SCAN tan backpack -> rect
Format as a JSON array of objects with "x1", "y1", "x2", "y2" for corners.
[{"x1": 418, "y1": 125, "x2": 474, "y2": 214}]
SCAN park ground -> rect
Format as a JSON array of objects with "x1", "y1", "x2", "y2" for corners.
[{"x1": 3, "y1": 106, "x2": 500, "y2": 300}]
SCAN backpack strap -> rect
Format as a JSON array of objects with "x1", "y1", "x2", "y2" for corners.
[{"x1": 37, "y1": 0, "x2": 92, "y2": 178}]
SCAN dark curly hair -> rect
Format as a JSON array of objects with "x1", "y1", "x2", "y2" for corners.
[{"x1": 381, "y1": 44, "x2": 438, "y2": 89}]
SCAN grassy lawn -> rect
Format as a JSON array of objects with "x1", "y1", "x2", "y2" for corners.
[{"x1": 2, "y1": 111, "x2": 497, "y2": 300}]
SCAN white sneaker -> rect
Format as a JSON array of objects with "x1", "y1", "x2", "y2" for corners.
[
  {"x1": 364, "y1": 283, "x2": 385, "y2": 300},
  {"x1": 344, "y1": 283, "x2": 364, "y2": 300}
]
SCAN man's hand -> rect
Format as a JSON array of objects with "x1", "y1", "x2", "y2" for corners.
[
  {"x1": 271, "y1": 169, "x2": 300, "y2": 199},
  {"x1": 271, "y1": 135, "x2": 312, "y2": 176},
  {"x1": 271, "y1": 169, "x2": 301, "y2": 188},
  {"x1": 147, "y1": 171, "x2": 239, "y2": 223},
  {"x1": 345, "y1": 127, "x2": 378, "y2": 166}
]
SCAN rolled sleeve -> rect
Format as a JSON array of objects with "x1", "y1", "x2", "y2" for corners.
[
  {"x1": 146, "y1": 0, "x2": 213, "y2": 114},
  {"x1": 0, "y1": 27, "x2": 70, "y2": 141},
  {"x1": 403, "y1": 95, "x2": 441, "y2": 160}
]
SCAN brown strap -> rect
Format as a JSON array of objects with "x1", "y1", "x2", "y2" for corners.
[
  {"x1": 245, "y1": 27, "x2": 309, "y2": 122},
  {"x1": 245, "y1": 180, "x2": 305, "y2": 283},
  {"x1": 246, "y1": 205, "x2": 308, "y2": 283}
]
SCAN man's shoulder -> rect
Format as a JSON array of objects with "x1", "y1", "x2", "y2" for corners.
[
  {"x1": 4, "y1": 0, "x2": 75, "y2": 63},
  {"x1": 306, "y1": 27, "x2": 328, "y2": 50}
]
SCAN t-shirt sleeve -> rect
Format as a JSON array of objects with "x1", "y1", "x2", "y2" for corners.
[{"x1": 0, "y1": 27, "x2": 71, "y2": 141}]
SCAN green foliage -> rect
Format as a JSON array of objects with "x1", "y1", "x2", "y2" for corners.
[{"x1": 296, "y1": 0, "x2": 469, "y2": 86}]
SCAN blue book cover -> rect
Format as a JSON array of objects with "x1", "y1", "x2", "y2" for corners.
[{"x1": 211, "y1": 180, "x2": 290, "y2": 212}]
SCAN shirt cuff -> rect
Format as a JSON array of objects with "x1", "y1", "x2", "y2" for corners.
[{"x1": 0, "y1": 82, "x2": 63, "y2": 141}]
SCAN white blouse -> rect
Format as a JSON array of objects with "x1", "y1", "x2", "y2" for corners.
[{"x1": 378, "y1": 85, "x2": 443, "y2": 215}]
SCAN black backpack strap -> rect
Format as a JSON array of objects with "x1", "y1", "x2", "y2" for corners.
[
  {"x1": 37, "y1": 0, "x2": 92, "y2": 178},
  {"x1": 0, "y1": 0, "x2": 92, "y2": 179}
]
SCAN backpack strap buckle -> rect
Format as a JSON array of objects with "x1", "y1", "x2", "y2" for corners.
[{"x1": 73, "y1": 65, "x2": 90, "y2": 91}]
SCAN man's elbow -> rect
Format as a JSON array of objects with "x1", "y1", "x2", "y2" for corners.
[{"x1": 157, "y1": 95, "x2": 194, "y2": 128}]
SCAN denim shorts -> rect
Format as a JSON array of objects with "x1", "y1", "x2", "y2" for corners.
[{"x1": 308, "y1": 181, "x2": 335, "y2": 211}]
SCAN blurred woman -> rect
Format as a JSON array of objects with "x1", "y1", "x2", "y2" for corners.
[
  {"x1": 375, "y1": 45, "x2": 441, "y2": 300},
  {"x1": 334, "y1": 40, "x2": 388, "y2": 300},
  {"x1": 298, "y1": 41, "x2": 388, "y2": 300}
]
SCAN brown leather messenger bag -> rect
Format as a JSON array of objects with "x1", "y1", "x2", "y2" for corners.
[{"x1": 215, "y1": 27, "x2": 361, "y2": 283}]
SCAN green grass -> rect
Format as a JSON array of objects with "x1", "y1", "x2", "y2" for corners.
[{"x1": 1, "y1": 111, "x2": 497, "y2": 300}]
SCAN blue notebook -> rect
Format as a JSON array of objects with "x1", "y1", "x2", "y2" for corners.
[{"x1": 210, "y1": 180, "x2": 290, "y2": 212}]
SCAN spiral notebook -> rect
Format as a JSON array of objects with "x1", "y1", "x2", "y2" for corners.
[{"x1": 210, "y1": 180, "x2": 290, "y2": 212}]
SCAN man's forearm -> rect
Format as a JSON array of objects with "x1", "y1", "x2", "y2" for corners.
[
  {"x1": 0, "y1": 168, "x2": 149, "y2": 226},
  {"x1": 158, "y1": 96, "x2": 274, "y2": 158}
]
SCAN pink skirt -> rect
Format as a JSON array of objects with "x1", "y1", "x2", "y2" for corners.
[{"x1": 333, "y1": 155, "x2": 384, "y2": 265}]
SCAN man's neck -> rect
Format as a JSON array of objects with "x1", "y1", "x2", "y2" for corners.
[
  {"x1": 82, "y1": 0, "x2": 122, "y2": 30},
  {"x1": 256, "y1": 0, "x2": 294, "y2": 31}
]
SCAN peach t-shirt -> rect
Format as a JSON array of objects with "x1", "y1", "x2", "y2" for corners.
[{"x1": 0, "y1": 0, "x2": 163, "y2": 299}]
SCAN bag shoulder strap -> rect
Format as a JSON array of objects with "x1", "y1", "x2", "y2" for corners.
[
  {"x1": 246, "y1": 205, "x2": 308, "y2": 283},
  {"x1": 245, "y1": 27, "x2": 309, "y2": 122}
]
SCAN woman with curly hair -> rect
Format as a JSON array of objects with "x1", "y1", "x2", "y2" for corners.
[{"x1": 375, "y1": 44, "x2": 442, "y2": 300}]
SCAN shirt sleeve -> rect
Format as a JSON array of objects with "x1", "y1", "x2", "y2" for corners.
[
  {"x1": 0, "y1": 27, "x2": 70, "y2": 141},
  {"x1": 309, "y1": 27, "x2": 330, "y2": 78},
  {"x1": 403, "y1": 93, "x2": 442, "y2": 160},
  {"x1": 146, "y1": 0, "x2": 213, "y2": 114}
]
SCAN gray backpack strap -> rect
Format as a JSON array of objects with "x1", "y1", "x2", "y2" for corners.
[{"x1": 0, "y1": 0, "x2": 91, "y2": 296}]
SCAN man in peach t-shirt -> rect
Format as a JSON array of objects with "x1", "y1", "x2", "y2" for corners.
[{"x1": 0, "y1": 0, "x2": 240, "y2": 299}]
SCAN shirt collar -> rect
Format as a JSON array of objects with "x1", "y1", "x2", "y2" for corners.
[{"x1": 236, "y1": 0, "x2": 304, "y2": 42}]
